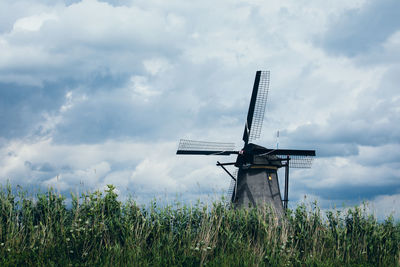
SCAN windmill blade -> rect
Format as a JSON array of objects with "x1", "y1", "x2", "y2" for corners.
[
  {"x1": 242, "y1": 70, "x2": 270, "y2": 144},
  {"x1": 176, "y1": 139, "x2": 238, "y2": 155},
  {"x1": 256, "y1": 148, "x2": 316, "y2": 168},
  {"x1": 276, "y1": 155, "x2": 314, "y2": 168},
  {"x1": 263, "y1": 148, "x2": 316, "y2": 157},
  {"x1": 227, "y1": 168, "x2": 238, "y2": 202}
]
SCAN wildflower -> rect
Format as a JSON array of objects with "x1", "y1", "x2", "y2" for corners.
[
  {"x1": 7, "y1": 248, "x2": 11, "y2": 252},
  {"x1": 70, "y1": 250, "x2": 74, "y2": 254},
  {"x1": 194, "y1": 247, "x2": 199, "y2": 251},
  {"x1": 0, "y1": 243, "x2": 4, "y2": 246},
  {"x1": 66, "y1": 238, "x2": 70, "y2": 242}
]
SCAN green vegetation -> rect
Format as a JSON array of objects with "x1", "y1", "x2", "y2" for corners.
[{"x1": 0, "y1": 184, "x2": 399, "y2": 266}]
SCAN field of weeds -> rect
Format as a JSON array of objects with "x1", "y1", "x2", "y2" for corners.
[{"x1": 0, "y1": 184, "x2": 399, "y2": 266}]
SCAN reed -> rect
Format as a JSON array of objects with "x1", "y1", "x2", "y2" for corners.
[{"x1": 0, "y1": 184, "x2": 399, "y2": 266}]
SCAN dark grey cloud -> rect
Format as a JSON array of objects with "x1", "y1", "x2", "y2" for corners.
[
  {"x1": 355, "y1": 145, "x2": 400, "y2": 167},
  {"x1": 293, "y1": 178, "x2": 400, "y2": 202},
  {"x1": 279, "y1": 65, "x2": 400, "y2": 158},
  {"x1": 0, "y1": 82, "x2": 67, "y2": 139},
  {"x1": 318, "y1": 0, "x2": 400, "y2": 57},
  {"x1": 52, "y1": 65, "x2": 249, "y2": 144},
  {"x1": 283, "y1": 114, "x2": 400, "y2": 156},
  {"x1": 0, "y1": 71, "x2": 133, "y2": 141}
]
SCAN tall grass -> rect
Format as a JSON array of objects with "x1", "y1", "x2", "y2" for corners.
[{"x1": 0, "y1": 184, "x2": 399, "y2": 266}]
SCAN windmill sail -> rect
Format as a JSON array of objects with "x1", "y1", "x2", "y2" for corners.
[
  {"x1": 243, "y1": 71, "x2": 270, "y2": 144},
  {"x1": 227, "y1": 177, "x2": 236, "y2": 202},
  {"x1": 226, "y1": 169, "x2": 238, "y2": 202},
  {"x1": 253, "y1": 147, "x2": 316, "y2": 168},
  {"x1": 176, "y1": 139, "x2": 237, "y2": 155},
  {"x1": 176, "y1": 70, "x2": 316, "y2": 213},
  {"x1": 276, "y1": 155, "x2": 314, "y2": 168}
]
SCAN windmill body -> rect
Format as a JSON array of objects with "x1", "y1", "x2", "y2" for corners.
[
  {"x1": 234, "y1": 150, "x2": 284, "y2": 213},
  {"x1": 177, "y1": 71, "x2": 316, "y2": 213}
]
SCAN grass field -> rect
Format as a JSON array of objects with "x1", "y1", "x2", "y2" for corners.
[{"x1": 0, "y1": 184, "x2": 399, "y2": 266}]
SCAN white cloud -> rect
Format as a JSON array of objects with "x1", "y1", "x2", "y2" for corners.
[
  {"x1": 143, "y1": 58, "x2": 171, "y2": 76},
  {"x1": 13, "y1": 13, "x2": 58, "y2": 32},
  {"x1": 129, "y1": 75, "x2": 161, "y2": 100},
  {"x1": 0, "y1": 0, "x2": 184, "y2": 86},
  {"x1": 0, "y1": 138, "x2": 231, "y2": 203},
  {"x1": 369, "y1": 193, "x2": 400, "y2": 220}
]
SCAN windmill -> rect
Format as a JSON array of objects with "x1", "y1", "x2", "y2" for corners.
[{"x1": 176, "y1": 71, "x2": 316, "y2": 214}]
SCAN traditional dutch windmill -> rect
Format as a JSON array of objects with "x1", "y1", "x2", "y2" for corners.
[{"x1": 177, "y1": 71, "x2": 316, "y2": 214}]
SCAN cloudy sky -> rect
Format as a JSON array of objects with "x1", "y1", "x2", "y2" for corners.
[{"x1": 0, "y1": 0, "x2": 399, "y2": 218}]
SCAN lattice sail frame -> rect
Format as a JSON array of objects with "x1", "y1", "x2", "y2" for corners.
[
  {"x1": 249, "y1": 71, "x2": 270, "y2": 142},
  {"x1": 178, "y1": 139, "x2": 235, "y2": 151},
  {"x1": 226, "y1": 168, "x2": 238, "y2": 201},
  {"x1": 276, "y1": 155, "x2": 314, "y2": 169}
]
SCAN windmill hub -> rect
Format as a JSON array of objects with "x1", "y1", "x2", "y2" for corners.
[
  {"x1": 177, "y1": 71, "x2": 316, "y2": 214},
  {"x1": 235, "y1": 143, "x2": 284, "y2": 168}
]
